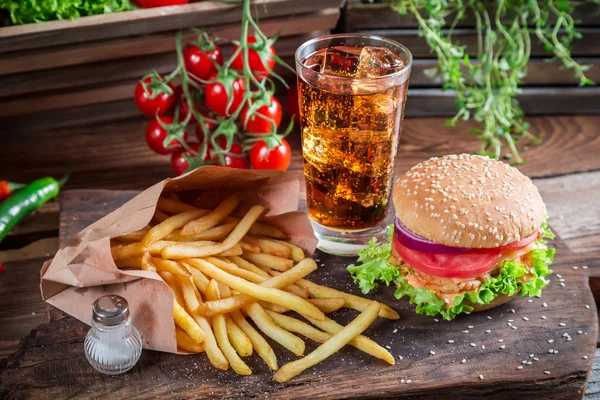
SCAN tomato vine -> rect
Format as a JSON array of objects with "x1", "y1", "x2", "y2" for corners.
[
  {"x1": 393, "y1": 0, "x2": 597, "y2": 163},
  {"x1": 134, "y1": 0, "x2": 295, "y2": 174}
]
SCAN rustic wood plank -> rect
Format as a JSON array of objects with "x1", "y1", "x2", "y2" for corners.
[
  {"x1": 0, "y1": 254, "x2": 53, "y2": 360},
  {"x1": 0, "y1": 0, "x2": 345, "y2": 54},
  {"x1": 0, "y1": 237, "x2": 58, "y2": 264},
  {"x1": 405, "y1": 87, "x2": 600, "y2": 117},
  {"x1": 361, "y1": 28, "x2": 600, "y2": 59},
  {"x1": 1, "y1": 115, "x2": 598, "y2": 192},
  {"x1": 585, "y1": 348, "x2": 600, "y2": 399},
  {"x1": 2, "y1": 189, "x2": 598, "y2": 398},
  {"x1": 0, "y1": 10, "x2": 339, "y2": 76},
  {"x1": 3, "y1": 84, "x2": 599, "y2": 126},
  {"x1": 346, "y1": 1, "x2": 600, "y2": 30},
  {"x1": 4, "y1": 56, "x2": 598, "y2": 99},
  {"x1": 535, "y1": 171, "x2": 600, "y2": 253}
]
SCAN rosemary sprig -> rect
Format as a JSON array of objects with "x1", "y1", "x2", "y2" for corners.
[{"x1": 392, "y1": 0, "x2": 596, "y2": 163}]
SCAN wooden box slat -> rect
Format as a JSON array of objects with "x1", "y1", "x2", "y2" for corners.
[
  {"x1": 0, "y1": 0, "x2": 345, "y2": 55},
  {"x1": 346, "y1": 1, "x2": 600, "y2": 30},
  {"x1": 0, "y1": 8, "x2": 340, "y2": 76}
]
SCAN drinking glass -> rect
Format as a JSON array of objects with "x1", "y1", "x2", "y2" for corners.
[{"x1": 295, "y1": 34, "x2": 412, "y2": 256}]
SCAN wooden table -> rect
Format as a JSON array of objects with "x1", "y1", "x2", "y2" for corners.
[{"x1": 1, "y1": 115, "x2": 599, "y2": 397}]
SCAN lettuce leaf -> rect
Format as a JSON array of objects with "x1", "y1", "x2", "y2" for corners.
[
  {"x1": 347, "y1": 222, "x2": 555, "y2": 321},
  {"x1": 1, "y1": 0, "x2": 132, "y2": 25}
]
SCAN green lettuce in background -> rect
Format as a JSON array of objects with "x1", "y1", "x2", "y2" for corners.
[
  {"x1": 1, "y1": 0, "x2": 133, "y2": 25},
  {"x1": 348, "y1": 222, "x2": 555, "y2": 321}
]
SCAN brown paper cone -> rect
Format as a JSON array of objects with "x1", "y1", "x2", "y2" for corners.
[{"x1": 40, "y1": 166, "x2": 317, "y2": 354}]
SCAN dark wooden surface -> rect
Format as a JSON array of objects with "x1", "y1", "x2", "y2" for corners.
[
  {"x1": 0, "y1": 113, "x2": 599, "y2": 398},
  {"x1": 340, "y1": 0, "x2": 600, "y2": 117},
  {"x1": 0, "y1": 189, "x2": 598, "y2": 399}
]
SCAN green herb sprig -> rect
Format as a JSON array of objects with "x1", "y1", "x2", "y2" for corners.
[{"x1": 392, "y1": 0, "x2": 596, "y2": 163}]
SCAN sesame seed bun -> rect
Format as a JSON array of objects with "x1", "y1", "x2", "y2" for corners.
[{"x1": 392, "y1": 154, "x2": 545, "y2": 248}]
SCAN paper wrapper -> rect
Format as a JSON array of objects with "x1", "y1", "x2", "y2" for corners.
[{"x1": 40, "y1": 166, "x2": 317, "y2": 354}]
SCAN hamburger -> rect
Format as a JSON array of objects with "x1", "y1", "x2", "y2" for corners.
[{"x1": 348, "y1": 154, "x2": 555, "y2": 320}]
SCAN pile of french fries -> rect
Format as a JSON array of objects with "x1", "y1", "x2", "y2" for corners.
[{"x1": 111, "y1": 193, "x2": 398, "y2": 382}]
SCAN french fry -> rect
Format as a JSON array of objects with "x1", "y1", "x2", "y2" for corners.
[
  {"x1": 114, "y1": 256, "x2": 144, "y2": 269},
  {"x1": 228, "y1": 256, "x2": 270, "y2": 278},
  {"x1": 216, "y1": 244, "x2": 243, "y2": 257},
  {"x1": 168, "y1": 192, "x2": 182, "y2": 202},
  {"x1": 166, "y1": 221, "x2": 238, "y2": 242},
  {"x1": 179, "y1": 275, "x2": 201, "y2": 312},
  {"x1": 176, "y1": 326, "x2": 205, "y2": 353},
  {"x1": 112, "y1": 241, "x2": 174, "y2": 260},
  {"x1": 181, "y1": 194, "x2": 240, "y2": 236},
  {"x1": 273, "y1": 301, "x2": 380, "y2": 383},
  {"x1": 116, "y1": 227, "x2": 150, "y2": 242},
  {"x1": 269, "y1": 239, "x2": 305, "y2": 262},
  {"x1": 142, "y1": 209, "x2": 210, "y2": 247},
  {"x1": 247, "y1": 221, "x2": 287, "y2": 239},
  {"x1": 173, "y1": 300, "x2": 206, "y2": 344},
  {"x1": 297, "y1": 279, "x2": 400, "y2": 320},
  {"x1": 230, "y1": 310, "x2": 278, "y2": 370},
  {"x1": 205, "y1": 257, "x2": 264, "y2": 283},
  {"x1": 198, "y1": 258, "x2": 317, "y2": 316},
  {"x1": 242, "y1": 252, "x2": 293, "y2": 272},
  {"x1": 243, "y1": 303, "x2": 305, "y2": 356},
  {"x1": 153, "y1": 209, "x2": 170, "y2": 223},
  {"x1": 161, "y1": 205, "x2": 265, "y2": 259},
  {"x1": 239, "y1": 240, "x2": 261, "y2": 254},
  {"x1": 260, "y1": 302, "x2": 290, "y2": 314},
  {"x1": 205, "y1": 280, "x2": 251, "y2": 375},
  {"x1": 242, "y1": 236, "x2": 291, "y2": 258},
  {"x1": 188, "y1": 258, "x2": 323, "y2": 320},
  {"x1": 307, "y1": 298, "x2": 345, "y2": 313},
  {"x1": 184, "y1": 262, "x2": 209, "y2": 294},
  {"x1": 189, "y1": 291, "x2": 229, "y2": 370},
  {"x1": 266, "y1": 310, "x2": 330, "y2": 343},
  {"x1": 153, "y1": 257, "x2": 191, "y2": 277},
  {"x1": 140, "y1": 253, "x2": 156, "y2": 272},
  {"x1": 305, "y1": 314, "x2": 395, "y2": 366},
  {"x1": 225, "y1": 316, "x2": 253, "y2": 357},
  {"x1": 157, "y1": 197, "x2": 199, "y2": 214},
  {"x1": 158, "y1": 271, "x2": 185, "y2": 306}
]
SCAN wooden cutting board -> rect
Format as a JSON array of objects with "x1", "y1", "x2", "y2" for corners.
[{"x1": 1, "y1": 189, "x2": 599, "y2": 399}]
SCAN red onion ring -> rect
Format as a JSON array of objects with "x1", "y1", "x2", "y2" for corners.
[{"x1": 394, "y1": 217, "x2": 537, "y2": 254}]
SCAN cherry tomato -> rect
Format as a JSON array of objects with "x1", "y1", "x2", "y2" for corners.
[
  {"x1": 145, "y1": 116, "x2": 187, "y2": 155},
  {"x1": 171, "y1": 143, "x2": 205, "y2": 175},
  {"x1": 232, "y1": 36, "x2": 276, "y2": 78},
  {"x1": 183, "y1": 44, "x2": 223, "y2": 82},
  {"x1": 285, "y1": 83, "x2": 300, "y2": 126},
  {"x1": 178, "y1": 94, "x2": 201, "y2": 125},
  {"x1": 217, "y1": 143, "x2": 248, "y2": 169},
  {"x1": 205, "y1": 74, "x2": 245, "y2": 117},
  {"x1": 133, "y1": 0, "x2": 188, "y2": 7},
  {"x1": 240, "y1": 96, "x2": 282, "y2": 134},
  {"x1": 249, "y1": 139, "x2": 291, "y2": 171},
  {"x1": 134, "y1": 77, "x2": 176, "y2": 117},
  {"x1": 393, "y1": 236, "x2": 502, "y2": 279}
]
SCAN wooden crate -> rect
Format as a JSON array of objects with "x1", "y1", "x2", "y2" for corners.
[
  {"x1": 342, "y1": 0, "x2": 600, "y2": 117},
  {"x1": 0, "y1": 0, "x2": 343, "y2": 131}
]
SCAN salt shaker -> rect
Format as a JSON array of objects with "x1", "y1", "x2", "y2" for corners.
[{"x1": 84, "y1": 295, "x2": 142, "y2": 375}]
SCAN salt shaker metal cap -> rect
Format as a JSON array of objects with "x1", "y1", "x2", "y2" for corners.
[{"x1": 92, "y1": 295, "x2": 129, "y2": 326}]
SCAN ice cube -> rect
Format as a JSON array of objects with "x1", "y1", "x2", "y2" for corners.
[
  {"x1": 356, "y1": 46, "x2": 405, "y2": 78},
  {"x1": 320, "y1": 46, "x2": 361, "y2": 77}
]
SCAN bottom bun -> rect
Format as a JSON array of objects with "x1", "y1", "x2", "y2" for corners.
[{"x1": 468, "y1": 293, "x2": 517, "y2": 312}]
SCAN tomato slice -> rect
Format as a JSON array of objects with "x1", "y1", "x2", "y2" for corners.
[{"x1": 393, "y1": 236, "x2": 502, "y2": 279}]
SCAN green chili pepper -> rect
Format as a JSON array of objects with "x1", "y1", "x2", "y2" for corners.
[{"x1": 0, "y1": 172, "x2": 69, "y2": 243}]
